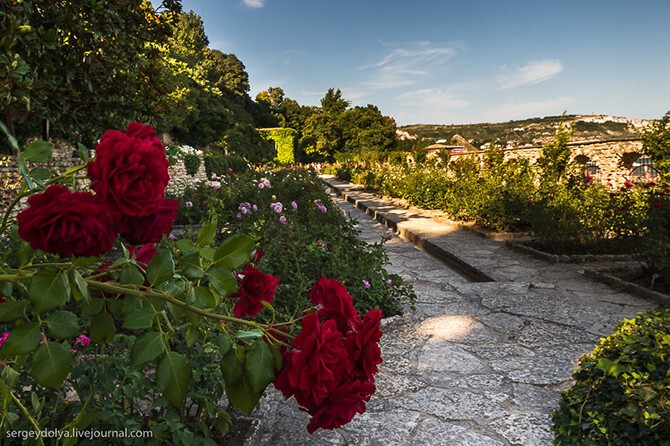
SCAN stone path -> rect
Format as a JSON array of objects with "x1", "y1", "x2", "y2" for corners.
[{"x1": 243, "y1": 176, "x2": 658, "y2": 446}]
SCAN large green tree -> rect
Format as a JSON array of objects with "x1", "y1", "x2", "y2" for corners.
[
  {"x1": 0, "y1": 0, "x2": 182, "y2": 143},
  {"x1": 299, "y1": 89, "x2": 397, "y2": 160}
]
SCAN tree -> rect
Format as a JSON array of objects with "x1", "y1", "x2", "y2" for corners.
[
  {"x1": 536, "y1": 121, "x2": 574, "y2": 184},
  {"x1": 641, "y1": 111, "x2": 670, "y2": 178},
  {"x1": 160, "y1": 11, "x2": 256, "y2": 147},
  {"x1": 321, "y1": 88, "x2": 349, "y2": 116},
  {"x1": 221, "y1": 122, "x2": 275, "y2": 163},
  {"x1": 206, "y1": 50, "x2": 250, "y2": 97},
  {"x1": 340, "y1": 105, "x2": 397, "y2": 153},
  {"x1": 300, "y1": 111, "x2": 343, "y2": 159},
  {"x1": 1, "y1": 0, "x2": 182, "y2": 142}
]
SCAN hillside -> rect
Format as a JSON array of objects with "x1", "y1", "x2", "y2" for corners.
[{"x1": 400, "y1": 115, "x2": 650, "y2": 149}]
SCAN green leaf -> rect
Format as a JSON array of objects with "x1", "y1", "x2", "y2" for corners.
[
  {"x1": 122, "y1": 308, "x2": 155, "y2": 331},
  {"x1": 0, "y1": 300, "x2": 30, "y2": 322},
  {"x1": 45, "y1": 311, "x2": 80, "y2": 339},
  {"x1": 207, "y1": 266, "x2": 237, "y2": 297},
  {"x1": 0, "y1": 120, "x2": 19, "y2": 150},
  {"x1": 235, "y1": 329, "x2": 263, "y2": 341},
  {"x1": 120, "y1": 263, "x2": 145, "y2": 287},
  {"x1": 244, "y1": 341, "x2": 277, "y2": 394},
  {"x1": 23, "y1": 140, "x2": 53, "y2": 163},
  {"x1": 196, "y1": 221, "x2": 218, "y2": 248},
  {"x1": 220, "y1": 344, "x2": 263, "y2": 415},
  {"x1": 81, "y1": 298, "x2": 104, "y2": 316},
  {"x1": 213, "y1": 234, "x2": 255, "y2": 270},
  {"x1": 31, "y1": 342, "x2": 71, "y2": 389},
  {"x1": 1, "y1": 365, "x2": 20, "y2": 389},
  {"x1": 157, "y1": 352, "x2": 190, "y2": 407},
  {"x1": 89, "y1": 312, "x2": 116, "y2": 344},
  {"x1": 70, "y1": 269, "x2": 90, "y2": 302},
  {"x1": 131, "y1": 331, "x2": 165, "y2": 366},
  {"x1": 1, "y1": 322, "x2": 41, "y2": 356},
  {"x1": 200, "y1": 246, "x2": 215, "y2": 262},
  {"x1": 193, "y1": 286, "x2": 216, "y2": 309},
  {"x1": 77, "y1": 143, "x2": 89, "y2": 163},
  {"x1": 29, "y1": 168, "x2": 52, "y2": 181},
  {"x1": 178, "y1": 252, "x2": 205, "y2": 279},
  {"x1": 0, "y1": 281, "x2": 12, "y2": 297},
  {"x1": 146, "y1": 249, "x2": 175, "y2": 286},
  {"x1": 16, "y1": 240, "x2": 33, "y2": 267},
  {"x1": 176, "y1": 239, "x2": 197, "y2": 254},
  {"x1": 28, "y1": 270, "x2": 70, "y2": 313}
]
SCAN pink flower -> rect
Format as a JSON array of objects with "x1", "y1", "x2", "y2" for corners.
[
  {"x1": 0, "y1": 332, "x2": 10, "y2": 348},
  {"x1": 75, "y1": 334, "x2": 92, "y2": 348},
  {"x1": 362, "y1": 280, "x2": 371, "y2": 289},
  {"x1": 279, "y1": 216, "x2": 287, "y2": 224}
]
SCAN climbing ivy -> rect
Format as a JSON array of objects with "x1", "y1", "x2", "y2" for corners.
[{"x1": 260, "y1": 128, "x2": 297, "y2": 164}]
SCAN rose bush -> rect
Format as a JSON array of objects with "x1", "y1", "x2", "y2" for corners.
[{"x1": 0, "y1": 122, "x2": 386, "y2": 444}]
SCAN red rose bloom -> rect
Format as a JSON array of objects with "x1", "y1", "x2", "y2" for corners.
[
  {"x1": 231, "y1": 265, "x2": 280, "y2": 318},
  {"x1": 17, "y1": 185, "x2": 117, "y2": 257},
  {"x1": 309, "y1": 277, "x2": 359, "y2": 333},
  {"x1": 88, "y1": 122, "x2": 169, "y2": 218},
  {"x1": 346, "y1": 309, "x2": 383, "y2": 379},
  {"x1": 127, "y1": 243, "x2": 157, "y2": 266},
  {"x1": 274, "y1": 313, "x2": 351, "y2": 408},
  {"x1": 306, "y1": 379, "x2": 375, "y2": 433},
  {"x1": 119, "y1": 198, "x2": 179, "y2": 244}
]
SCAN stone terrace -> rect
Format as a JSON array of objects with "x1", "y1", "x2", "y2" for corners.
[{"x1": 243, "y1": 176, "x2": 658, "y2": 446}]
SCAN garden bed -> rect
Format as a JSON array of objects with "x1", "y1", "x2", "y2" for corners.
[
  {"x1": 506, "y1": 240, "x2": 638, "y2": 264},
  {"x1": 584, "y1": 267, "x2": 670, "y2": 305}
]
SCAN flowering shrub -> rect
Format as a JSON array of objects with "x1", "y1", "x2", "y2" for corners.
[
  {"x1": 173, "y1": 166, "x2": 416, "y2": 318},
  {"x1": 326, "y1": 117, "x2": 670, "y2": 261},
  {"x1": 0, "y1": 122, "x2": 385, "y2": 443}
]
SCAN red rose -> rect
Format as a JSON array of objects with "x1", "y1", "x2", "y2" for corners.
[
  {"x1": 274, "y1": 313, "x2": 351, "y2": 408},
  {"x1": 88, "y1": 122, "x2": 169, "y2": 217},
  {"x1": 232, "y1": 265, "x2": 280, "y2": 318},
  {"x1": 345, "y1": 309, "x2": 383, "y2": 380},
  {"x1": 309, "y1": 277, "x2": 359, "y2": 332},
  {"x1": 306, "y1": 379, "x2": 375, "y2": 433},
  {"x1": 17, "y1": 185, "x2": 117, "y2": 257},
  {"x1": 125, "y1": 121, "x2": 164, "y2": 151},
  {"x1": 127, "y1": 243, "x2": 157, "y2": 266},
  {"x1": 118, "y1": 198, "x2": 179, "y2": 244}
]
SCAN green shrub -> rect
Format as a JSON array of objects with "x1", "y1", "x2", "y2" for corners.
[
  {"x1": 552, "y1": 308, "x2": 670, "y2": 445},
  {"x1": 183, "y1": 153, "x2": 201, "y2": 176},
  {"x1": 173, "y1": 166, "x2": 416, "y2": 318},
  {"x1": 204, "y1": 153, "x2": 228, "y2": 179}
]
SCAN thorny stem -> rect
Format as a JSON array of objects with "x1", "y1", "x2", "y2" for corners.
[
  {"x1": 8, "y1": 389, "x2": 45, "y2": 446},
  {"x1": 85, "y1": 279, "x2": 295, "y2": 341}
]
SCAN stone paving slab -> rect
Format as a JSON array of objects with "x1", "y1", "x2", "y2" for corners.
[{"x1": 243, "y1": 177, "x2": 658, "y2": 446}]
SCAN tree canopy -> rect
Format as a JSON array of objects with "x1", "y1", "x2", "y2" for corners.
[{"x1": 1, "y1": 1, "x2": 398, "y2": 163}]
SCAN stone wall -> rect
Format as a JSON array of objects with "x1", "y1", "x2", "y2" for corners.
[
  {"x1": 0, "y1": 141, "x2": 207, "y2": 218},
  {"x1": 449, "y1": 138, "x2": 647, "y2": 188},
  {"x1": 165, "y1": 159, "x2": 208, "y2": 196}
]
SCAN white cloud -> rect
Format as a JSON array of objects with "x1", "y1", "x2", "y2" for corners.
[
  {"x1": 484, "y1": 96, "x2": 574, "y2": 122},
  {"x1": 243, "y1": 0, "x2": 264, "y2": 8},
  {"x1": 393, "y1": 87, "x2": 472, "y2": 124},
  {"x1": 497, "y1": 59, "x2": 563, "y2": 90},
  {"x1": 360, "y1": 41, "x2": 461, "y2": 90}
]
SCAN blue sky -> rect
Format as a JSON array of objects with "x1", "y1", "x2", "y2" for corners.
[{"x1": 164, "y1": 0, "x2": 670, "y2": 125}]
